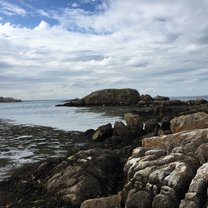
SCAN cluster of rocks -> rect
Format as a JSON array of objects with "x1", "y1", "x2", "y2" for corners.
[
  {"x1": 1, "y1": 103, "x2": 208, "y2": 207},
  {"x1": 0, "y1": 96, "x2": 22, "y2": 103},
  {"x1": 57, "y1": 88, "x2": 172, "y2": 107},
  {"x1": 57, "y1": 88, "x2": 208, "y2": 110}
]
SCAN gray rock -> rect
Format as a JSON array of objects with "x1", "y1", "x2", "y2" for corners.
[
  {"x1": 80, "y1": 195, "x2": 121, "y2": 208},
  {"x1": 170, "y1": 112, "x2": 208, "y2": 133},
  {"x1": 46, "y1": 149, "x2": 122, "y2": 208}
]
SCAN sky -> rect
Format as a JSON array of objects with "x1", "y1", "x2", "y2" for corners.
[{"x1": 0, "y1": 0, "x2": 208, "y2": 100}]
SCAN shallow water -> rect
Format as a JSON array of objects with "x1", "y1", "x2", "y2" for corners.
[{"x1": 0, "y1": 100, "x2": 122, "y2": 131}]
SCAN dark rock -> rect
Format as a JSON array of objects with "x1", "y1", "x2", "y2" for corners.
[
  {"x1": 46, "y1": 149, "x2": 123, "y2": 208},
  {"x1": 83, "y1": 88, "x2": 140, "y2": 106},
  {"x1": 84, "y1": 129, "x2": 95, "y2": 140},
  {"x1": 153, "y1": 95, "x2": 170, "y2": 101},
  {"x1": 140, "y1": 94, "x2": 153, "y2": 102},
  {"x1": 0, "y1": 96, "x2": 22, "y2": 102},
  {"x1": 57, "y1": 88, "x2": 140, "y2": 107},
  {"x1": 81, "y1": 195, "x2": 121, "y2": 208},
  {"x1": 125, "y1": 190, "x2": 153, "y2": 208},
  {"x1": 144, "y1": 119, "x2": 160, "y2": 135},
  {"x1": 92, "y1": 123, "x2": 113, "y2": 141},
  {"x1": 113, "y1": 121, "x2": 132, "y2": 138},
  {"x1": 158, "y1": 117, "x2": 172, "y2": 135},
  {"x1": 104, "y1": 135, "x2": 132, "y2": 149}
]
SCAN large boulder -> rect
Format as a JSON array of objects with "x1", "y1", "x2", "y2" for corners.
[
  {"x1": 171, "y1": 112, "x2": 208, "y2": 133},
  {"x1": 104, "y1": 121, "x2": 133, "y2": 148},
  {"x1": 92, "y1": 123, "x2": 113, "y2": 141},
  {"x1": 83, "y1": 88, "x2": 140, "y2": 106},
  {"x1": 46, "y1": 149, "x2": 123, "y2": 208}
]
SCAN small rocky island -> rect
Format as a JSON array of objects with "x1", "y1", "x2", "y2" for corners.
[
  {"x1": 1, "y1": 88, "x2": 208, "y2": 208},
  {"x1": 0, "y1": 96, "x2": 22, "y2": 103}
]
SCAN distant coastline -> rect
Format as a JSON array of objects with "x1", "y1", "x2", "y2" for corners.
[{"x1": 0, "y1": 97, "x2": 22, "y2": 103}]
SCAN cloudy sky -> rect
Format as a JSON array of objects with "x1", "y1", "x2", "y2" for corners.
[{"x1": 0, "y1": 0, "x2": 208, "y2": 99}]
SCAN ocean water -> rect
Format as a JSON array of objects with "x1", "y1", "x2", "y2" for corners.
[{"x1": 0, "y1": 100, "x2": 123, "y2": 131}]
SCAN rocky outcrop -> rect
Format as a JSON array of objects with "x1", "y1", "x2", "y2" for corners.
[
  {"x1": 121, "y1": 147, "x2": 198, "y2": 208},
  {"x1": 0, "y1": 96, "x2": 22, "y2": 102},
  {"x1": 170, "y1": 112, "x2": 208, "y2": 133},
  {"x1": 120, "y1": 111, "x2": 208, "y2": 207},
  {"x1": 46, "y1": 149, "x2": 123, "y2": 208},
  {"x1": 60, "y1": 88, "x2": 141, "y2": 107},
  {"x1": 142, "y1": 128, "x2": 208, "y2": 162}
]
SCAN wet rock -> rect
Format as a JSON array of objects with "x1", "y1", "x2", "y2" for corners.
[
  {"x1": 171, "y1": 112, "x2": 208, "y2": 133},
  {"x1": 46, "y1": 149, "x2": 123, "y2": 208},
  {"x1": 80, "y1": 195, "x2": 121, "y2": 208},
  {"x1": 92, "y1": 123, "x2": 113, "y2": 141}
]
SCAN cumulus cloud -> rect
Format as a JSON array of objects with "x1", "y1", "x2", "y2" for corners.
[{"x1": 0, "y1": 0, "x2": 208, "y2": 99}]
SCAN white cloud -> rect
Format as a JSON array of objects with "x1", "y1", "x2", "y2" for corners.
[
  {"x1": 0, "y1": 1, "x2": 27, "y2": 16},
  {"x1": 0, "y1": 0, "x2": 208, "y2": 99}
]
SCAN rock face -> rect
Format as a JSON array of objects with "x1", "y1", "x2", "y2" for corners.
[
  {"x1": 142, "y1": 128, "x2": 208, "y2": 162},
  {"x1": 59, "y1": 88, "x2": 140, "y2": 106},
  {"x1": 92, "y1": 123, "x2": 113, "y2": 141},
  {"x1": 0, "y1": 96, "x2": 22, "y2": 102},
  {"x1": 80, "y1": 195, "x2": 121, "y2": 208},
  {"x1": 170, "y1": 112, "x2": 208, "y2": 133},
  {"x1": 122, "y1": 147, "x2": 198, "y2": 208},
  {"x1": 83, "y1": 88, "x2": 140, "y2": 106},
  {"x1": 120, "y1": 111, "x2": 208, "y2": 208},
  {"x1": 124, "y1": 113, "x2": 143, "y2": 136},
  {"x1": 46, "y1": 149, "x2": 123, "y2": 208}
]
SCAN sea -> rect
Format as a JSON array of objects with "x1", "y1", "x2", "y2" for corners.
[{"x1": 0, "y1": 100, "x2": 123, "y2": 131}]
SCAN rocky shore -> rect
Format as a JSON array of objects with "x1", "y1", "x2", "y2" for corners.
[
  {"x1": 0, "y1": 97, "x2": 22, "y2": 103},
  {"x1": 1, "y1": 89, "x2": 208, "y2": 208}
]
